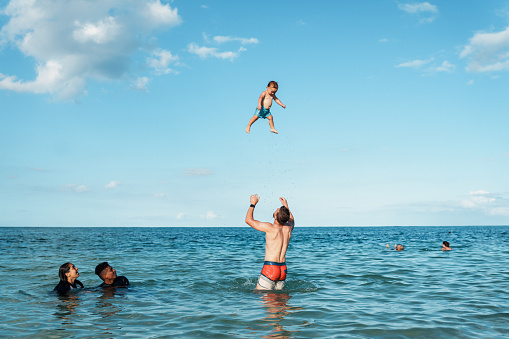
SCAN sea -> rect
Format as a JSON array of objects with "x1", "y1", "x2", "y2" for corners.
[{"x1": 0, "y1": 226, "x2": 508, "y2": 338}]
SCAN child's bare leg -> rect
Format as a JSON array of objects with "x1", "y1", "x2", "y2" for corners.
[
  {"x1": 268, "y1": 115, "x2": 278, "y2": 134},
  {"x1": 246, "y1": 115, "x2": 259, "y2": 133}
]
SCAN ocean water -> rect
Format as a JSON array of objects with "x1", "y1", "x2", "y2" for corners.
[{"x1": 0, "y1": 226, "x2": 508, "y2": 338}]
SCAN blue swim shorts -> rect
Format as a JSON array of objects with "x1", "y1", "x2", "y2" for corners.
[{"x1": 255, "y1": 107, "x2": 271, "y2": 119}]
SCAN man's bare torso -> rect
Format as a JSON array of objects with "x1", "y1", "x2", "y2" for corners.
[{"x1": 264, "y1": 223, "x2": 292, "y2": 262}]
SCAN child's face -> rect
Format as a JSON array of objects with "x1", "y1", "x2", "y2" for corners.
[{"x1": 267, "y1": 86, "x2": 278, "y2": 95}]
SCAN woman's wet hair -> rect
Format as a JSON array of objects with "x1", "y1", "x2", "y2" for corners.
[
  {"x1": 276, "y1": 206, "x2": 290, "y2": 225},
  {"x1": 58, "y1": 262, "x2": 72, "y2": 282}
]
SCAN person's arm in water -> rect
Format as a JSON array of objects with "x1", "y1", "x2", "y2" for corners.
[
  {"x1": 273, "y1": 95, "x2": 286, "y2": 109},
  {"x1": 279, "y1": 197, "x2": 294, "y2": 227},
  {"x1": 245, "y1": 194, "x2": 273, "y2": 233}
]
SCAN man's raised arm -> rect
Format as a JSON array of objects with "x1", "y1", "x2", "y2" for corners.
[{"x1": 245, "y1": 194, "x2": 272, "y2": 232}]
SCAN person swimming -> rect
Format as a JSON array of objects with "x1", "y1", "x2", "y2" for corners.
[
  {"x1": 95, "y1": 262, "x2": 129, "y2": 287},
  {"x1": 442, "y1": 241, "x2": 452, "y2": 251},
  {"x1": 54, "y1": 262, "x2": 84, "y2": 295},
  {"x1": 387, "y1": 243, "x2": 404, "y2": 251}
]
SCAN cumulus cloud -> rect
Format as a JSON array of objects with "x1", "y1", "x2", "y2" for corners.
[
  {"x1": 147, "y1": 49, "x2": 179, "y2": 74},
  {"x1": 460, "y1": 26, "x2": 509, "y2": 72},
  {"x1": 431, "y1": 60, "x2": 455, "y2": 72},
  {"x1": 398, "y1": 2, "x2": 438, "y2": 23},
  {"x1": 184, "y1": 168, "x2": 214, "y2": 177},
  {"x1": 188, "y1": 34, "x2": 257, "y2": 61},
  {"x1": 0, "y1": 0, "x2": 182, "y2": 99},
  {"x1": 188, "y1": 42, "x2": 246, "y2": 61},
  {"x1": 61, "y1": 184, "x2": 89, "y2": 193},
  {"x1": 105, "y1": 181, "x2": 121, "y2": 189}
]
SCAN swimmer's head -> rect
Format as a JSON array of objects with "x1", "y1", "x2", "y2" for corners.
[
  {"x1": 267, "y1": 81, "x2": 278, "y2": 89},
  {"x1": 443, "y1": 241, "x2": 450, "y2": 247},
  {"x1": 95, "y1": 262, "x2": 117, "y2": 281},
  {"x1": 274, "y1": 206, "x2": 290, "y2": 225},
  {"x1": 396, "y1": 244, "x2": 404, "y2": 251},
  {"x1": 59, "y1": 262, "x2": 79, "y2": 282}
]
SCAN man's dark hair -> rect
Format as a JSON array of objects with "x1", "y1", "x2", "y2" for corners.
[
  {"x1": 58, "y1": 262, "x2": 72, "y2": 282},
  {"x1": 267, "y1": 80, "x2": 278, "y2": 88},
  {"x1": 95, "y1": 262, "x2": 110, "y2": 276},
  {"x1": 276, "y1": 206, "x2": 290, "y2": 225},
  {"x1": 443, "y1": 241, "x2": 450, "y2": 247}
]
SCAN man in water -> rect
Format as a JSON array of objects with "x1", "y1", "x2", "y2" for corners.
[
  {"x1": 442, "y1": 241, "x2": 452, "y2": 251},
  {"x1": 245, "y1": 194, "x2": 294, "y2": 290},
  {"x1": 387, "y1": 243, "x2": 404, "y2": 251},
  {"x1": 95, "y1": 262, "x2": 130, "y2": 287}
]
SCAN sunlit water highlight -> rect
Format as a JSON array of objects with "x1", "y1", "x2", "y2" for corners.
[{"x1": 1, "y1": 226, "x2": 508, "y2": 338}]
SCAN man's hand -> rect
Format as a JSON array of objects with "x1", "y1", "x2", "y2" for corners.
[
  {"x1": 250, "y1": 194, "x2": 260, "y2": 206},
  {"x1": 279, "y1": 197, "x2": 288, "y2": 208}
]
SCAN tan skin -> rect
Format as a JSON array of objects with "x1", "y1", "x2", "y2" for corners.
[
  {"x1": 66, "y1": 263, "x2": 80, "y2": 285},
  {"x1": 442, "y1": 243, "x2": 452, "y2": 251},
  {"x1": 387, "y1": 243, "x2": 404, "y2": 251},
  {"x1": 99, "y1": 265, "x2": 118, "y2": 285},
  {"x1": 245, "y1": 194, "x2": 294, "y2": 289},
  {"x1": 245, "y1": 85, "x2": 286, "y2": 134}
]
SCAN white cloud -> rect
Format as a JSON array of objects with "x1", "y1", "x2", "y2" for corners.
[
  {"x1": 105, "y1": 181, "x2": 121, "y2": 189},
  {"x1": 205, "y1": 210, "x2": 217, "y2": 220},
  {"x1": 379, "y1": 38, "x2": 388, "y2": 43},
  {"x1": 132, "y1": 76, "x2": 149, "y2": 91},
  {"x1": 188, "y1": 34, "x2": 257, "y2": 61},
  {"x1": 154, "y1": 193, "x2": 165, "y2": 198},
  {"x1": 466, "y1": 79, "x2": 474, "y2": 86},
  {"x1": 184, "y1": 168, "x2": 214, "y2": 177},
  {"x1": 396, "y1": 58, "x2": 433, "y2": 68},
  {"x1": 62, "y1": 184, "x2": 89, "y2": 193},
  {"x1": 461, "y1": 190, "x2": 497, "y2": 209},
  {"x1": 431, "y1": 60, "x2": 455, "y2": 72},
  {"x1": 73, "y1": 16, "x2": 119, "y2": 44},
  {"x1": 188, "y1": 42, "x2": 245, "y2": 61},
  {"x1": 460, "y1": 26, "x2": 509, "y2": 72},
  {"x1": 177, "y1": 212, "x2": 185, "y2": 220},
  {"x1": 398, "y1": 2, "x2": 438, "y2": 23},
  {"x1": 212, "y1": 36, "x2": 259, "y2": 45},
  {"x1": 147, "y1": 49, "x2": 179, "y2": 74},
  {"x1": 0, "y1": 0, "x2": 182, "y2": 99}
]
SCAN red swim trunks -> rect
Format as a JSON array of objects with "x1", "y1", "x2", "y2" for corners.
[{"x1": 258, "y1": 261, "x2": 287, "y2": 290}]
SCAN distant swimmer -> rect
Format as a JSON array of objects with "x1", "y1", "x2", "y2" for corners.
[
  {"x1": 245, "y1": 81, "x2": 286, "y2": 134},
  {"x1": 245, "y1": 194, "x2": 295, "y2": 290},
  {"x1": 54, "y1": 262, "x2": 84, "y2": 295},
  {"x1": 442, "y1": 241, "x2": 452, "y2": 251},
  {"x1": 387, "y1": 243, "x2": 404, "y2": 251},
  {"x1": 95, "y1": 262, "x2": 129, "y2": 288}
]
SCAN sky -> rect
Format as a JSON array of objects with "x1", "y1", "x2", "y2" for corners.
[{"x1": 1, "y1": 0, "x2": 509, "y2": 227}]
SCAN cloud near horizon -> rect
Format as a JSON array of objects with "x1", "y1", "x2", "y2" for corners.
[
  {"x1": 188, "y1": 34, "x2": 258, "y2": 61},
  {"x1": 0, "y1": 0, "x2": 181, "y2": 99}
]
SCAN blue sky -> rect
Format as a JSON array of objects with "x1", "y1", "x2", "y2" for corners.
[{"x1": 1, "y1": 0, "x2": 509, "y2": 227}]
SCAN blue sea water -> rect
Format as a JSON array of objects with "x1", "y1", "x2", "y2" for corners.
[{"x1": 0, "y1": 226, "x2": 508, "y2": 338}]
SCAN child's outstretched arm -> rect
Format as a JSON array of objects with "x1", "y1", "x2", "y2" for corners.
[{"x1": 274, "y1": 95, "x2": 286, "y2": 109}]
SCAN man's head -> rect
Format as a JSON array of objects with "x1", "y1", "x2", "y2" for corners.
[
  {"x1": 396, "y1": 244, "x2": 404, "y2": 251},
  {"x1": 443, "y1": 241, "x2": 450, "y2": 247},
  {"x1": 274, "y1": 206, "x2": 290, "y2": 225},
  {"x1": 95, "y1": 262, "x2": 117, "y2": 281}
]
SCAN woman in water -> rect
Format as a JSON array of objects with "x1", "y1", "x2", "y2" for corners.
[{"x1": 54, "y1": 262, "x2": 84, "y2": 295}]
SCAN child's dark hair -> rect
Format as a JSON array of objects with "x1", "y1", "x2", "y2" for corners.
[
  {"x1": 267, "y1": 81, "x2": 278, "y2": 88},
  {"x1": 95, "y1": 262, "x2": 110, "y2": 276}
]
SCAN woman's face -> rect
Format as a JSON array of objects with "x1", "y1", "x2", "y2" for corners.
[{"x1": 66, "y1": 263, "x2": 79, "y2": 280}]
